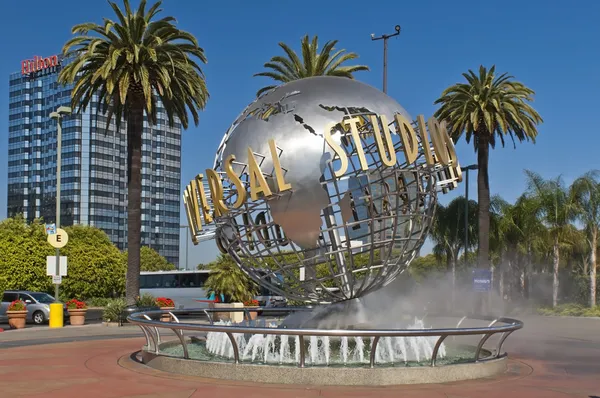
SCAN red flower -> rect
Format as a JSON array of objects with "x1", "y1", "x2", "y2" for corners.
[
  {"x1": 7, "y1": 300, "x2": 26, "y2": 311},
  {"x1": 243, "y1": 299, "x2": 259, "y2": 307},
  {"x1": 155, "y1": 297, "x2": 174, "y2": 307},
  {"x1": 66, "y1": 299, "x2": 87, "y2": 310}
]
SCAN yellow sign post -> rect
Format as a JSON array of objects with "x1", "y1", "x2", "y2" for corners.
[{"x1": 47, "y1": 228, "x2": 68, "y2": 249}]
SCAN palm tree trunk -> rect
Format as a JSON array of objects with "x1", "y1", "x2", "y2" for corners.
[
  {"x1": 590, "y1": 228, "x2": 597, "y2": 308},
  {"x1": 477, "y1": 137, "x2": 491, "y2": 270},
  {"x1": 126, "y1": 97, "x2": 144, "y2": 306},
  {"x1": 451, "y1": 250, "x2": 457, "y2": 310},
  {"x1": 552, "y1": 236, "x2": 560, "y2": 308}
]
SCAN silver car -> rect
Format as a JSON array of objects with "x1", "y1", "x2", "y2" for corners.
[{"x1": 0, "y1": 290, "x2": 66, "y2": 325}]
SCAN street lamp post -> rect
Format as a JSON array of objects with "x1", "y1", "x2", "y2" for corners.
[
  {"x1": 49, "y1": 106, "x2": 72, "y2": 300},
  {"x1": 180, "y1": 225, "x2": 189, "y2": 270},
  {"x1": 461, "y1": 164, "x2": 478, "y2": 261},
  {"x1": 371, "y1": 25, "x2": 401, "y2": 94}
]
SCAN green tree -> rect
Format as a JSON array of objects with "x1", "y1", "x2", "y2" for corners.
[
  {"x1": 572, "y1": 170, "x2": 600, "y2": 307},
  {"x1": 434, "y1": 66, "x2": 543, "y2": 271},
  {"x1": 409, "y1": 254, "x2": 445, "y2": 281},
  {"x1": 0, "y1": 216, "x2": 53, "y2": 293},
  {"x1": 0, "y1": 216, "x2": 125, "y2": 299},
  {"x1": 58, "y1": 0, "x2": 209, "y2": 305},
  {"x1": 123, "y1": 246, "x2": 176, "y2": 272},
  {"x1": 254, "y1": 34, "x2": 369, "y2": 97},
  {"x1": 60, "y1": 225, "x2": 126, "y2": 300},
  {"x1": 525, "y1": 170, "x2": 579, "y2": 307},
  {"x1": 205, "y1": 255, "x2": 256, "y2": 303}
]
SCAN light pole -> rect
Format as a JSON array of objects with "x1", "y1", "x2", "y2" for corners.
[
  {"x1": 49, "y1": 106, "x2": 72, "y2": 300},
  {"x1": 180, "y1": 225, "x2": 189, "y2": 270},
  {"x1": 461, "y1": 164, "x2": 478, "y2": 262},
  {"x1": 371, "y1": 25, "x2": 401, "y2": 94}
]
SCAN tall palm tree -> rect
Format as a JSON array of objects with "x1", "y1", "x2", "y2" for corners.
[
  {"x1": 434, "y1": 66, "x2": 543, "y2": 271},
  {"x1": 525, "y1": 170, "x2": 578, "y2": 307},
  {"x1": 572, "y1": 170, "x2": 600, "y2": 307},
  {"x1": 253, "y1": 34, "x2": 369, "y2": 97},
  {"x1": 58, "y1": 0, "x2": 209, "y2": 305}
]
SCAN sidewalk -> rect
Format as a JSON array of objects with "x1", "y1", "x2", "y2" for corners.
[
  {"x1": 0, "y1": 323, "x2": 143, "y2": 347},
  {"x1": 0, "y1": 337, "x2": 598, "y2": 397}
]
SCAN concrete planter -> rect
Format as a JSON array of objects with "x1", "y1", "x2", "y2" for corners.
[
  {"x1": 160, "y1": 307, "x2": 175, "y2": 322},
  {"x1": 68, "y1": 309, "x2": 88, "y2": 325},
  {"x1": 210, "y1": 302, "x2": 244, "y2": 323},
  {"x1": 7, "y1": 310, "x2": 28, "y2": 329}
]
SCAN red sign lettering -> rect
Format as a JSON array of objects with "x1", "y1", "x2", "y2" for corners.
[{"x1": 21, "y1": 55, "x2": 60, "y2": 75}]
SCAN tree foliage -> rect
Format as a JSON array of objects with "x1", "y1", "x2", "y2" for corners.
[
  {"x1": 123, "y1": 246, "x2": 176, "y2": 272},
  {"x1": 204, "y1": 254, "x2": 256, "y2": 303},
  {"x1": 58, "y1": 0, "x2": 209, "y2": 130},
  {"x1": 254, "y1": 34, "x2": 369, "y2": 97},
  {"x1": 0, "y1": 216, "x2": 125, "y2": 299},
  {"x1": 434, "y1": 66, "x2": 543, "y2": 271},
  {"x1": 59, "y1": 225, "x2": 126, "y2": 299}
]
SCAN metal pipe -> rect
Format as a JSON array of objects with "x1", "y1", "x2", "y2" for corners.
[
  {"x1": 173, "y1": 329, "x2": 189, "y2": 359},
  {"x1": 496, "y1": 330, "x2": 515, "y2": 358},
  {"x1": 225, "y1": 332, "x2": 240, "y2": 364},
  {"x1": 475, "y1": 333, "x2": 494, "y2": 361},
  {"x1": 298, "y1": 335, "x2": 306, "y2": 368},
  {"x1": 369, "y1": 336, "x2": 381, "y2": 368},
  {"x1": 431, "y1": 335, "x2": 448, "y2": 367},
  {"x1": 128, "y1": 308, "x2": 522, "y2": 338}
]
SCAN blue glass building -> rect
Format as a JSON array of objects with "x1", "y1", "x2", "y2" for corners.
[{"x1": 7, "y1": 54, "x2": 181, "y2": 266}]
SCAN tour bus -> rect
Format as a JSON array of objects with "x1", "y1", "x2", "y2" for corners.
[{"x1": 139, "y1": 269, "x2": 286, "y2": 309}]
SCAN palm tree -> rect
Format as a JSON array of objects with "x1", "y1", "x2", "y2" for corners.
[
  {"x1": 572, "y1": 170, "x2": 600, "y2": 307},
  {"x1": 253, "y1": 34, "x2": 369, "y2": 97},
  {"x1": 511, "y1": 194, "x2": 546, "y2": 298},
  {"x1": 58, "y1": 0, "x2": 209, "y2": 305},
  {"x1": 434, "y1": 66, "x2": 543, "y2": 271},
  {"x1": 205, "y1": 255, "x2": 257, "y2": 303},
  {"x1": 525, "y1": 170, "x2": 579, "y2": 307},
  {"x1": 430, "y1": 196, "x2": 477, "y2": 306}
]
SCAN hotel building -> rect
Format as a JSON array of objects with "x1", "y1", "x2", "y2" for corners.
[{"x1": 7, "y1": 53, "x2": 182, "y2": 266}]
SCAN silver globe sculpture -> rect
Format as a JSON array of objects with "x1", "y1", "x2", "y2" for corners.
[{"x1": 211, "y1": 76, "x2": 458, "y2": 304}]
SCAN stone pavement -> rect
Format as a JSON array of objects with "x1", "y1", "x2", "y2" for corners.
[{"x1": 0, "y1": 316, "x2": 598, "y2": 397}]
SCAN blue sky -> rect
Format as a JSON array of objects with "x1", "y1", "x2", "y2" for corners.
[{"x1": 1, "y1": 0, "x2": 599, "y2": 268}]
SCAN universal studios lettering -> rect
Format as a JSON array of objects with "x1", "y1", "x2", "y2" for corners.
[{"x1": 183, "y1": 113, "x2": 462, "y2": 243}]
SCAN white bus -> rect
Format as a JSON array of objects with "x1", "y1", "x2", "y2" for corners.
[{"x1": 139, "y1": 269, "x2": 286, "y2": 309}]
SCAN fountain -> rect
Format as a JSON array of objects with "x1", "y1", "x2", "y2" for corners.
[{"x1": 129, "y1": 77, "x2": 523, "y2": 385}]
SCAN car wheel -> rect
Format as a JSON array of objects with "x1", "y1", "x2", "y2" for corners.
[{"x1": 33, "y1": 311, "x2": 45, "y2": 325}]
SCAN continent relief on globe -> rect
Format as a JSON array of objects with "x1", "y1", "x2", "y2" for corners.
[{"x1": 183, "y1": 110, "x2": 462, "y2": 250}]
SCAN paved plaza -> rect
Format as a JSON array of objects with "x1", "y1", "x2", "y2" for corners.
[{"x1": 0, "y1": 316, "x2": 599, "y2": 397}]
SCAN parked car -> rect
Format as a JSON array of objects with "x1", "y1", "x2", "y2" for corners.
[{"x1": 0, "y1": 290, "x2": 67, "y2": 325}]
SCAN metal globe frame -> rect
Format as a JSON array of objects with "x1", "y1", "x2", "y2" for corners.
[{"x1": 207, "y1": 77, "x2": 459, "y2": 304}]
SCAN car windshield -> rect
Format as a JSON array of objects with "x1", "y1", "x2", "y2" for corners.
[{"x1": 29, "y1": 293, "x2": 55, "y2": 304}]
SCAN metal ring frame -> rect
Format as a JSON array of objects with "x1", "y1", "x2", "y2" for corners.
[{"x1": 128, "y1": 307, "x2": 522, "y2": 368}]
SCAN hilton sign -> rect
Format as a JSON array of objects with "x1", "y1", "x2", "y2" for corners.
[{"x1": 21, "y1": 55, "x2": 61, "y2": 75}]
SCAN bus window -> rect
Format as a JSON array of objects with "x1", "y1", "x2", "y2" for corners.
[{"x1": 162, "y1": 274, "x2": 179, "y2": 288}]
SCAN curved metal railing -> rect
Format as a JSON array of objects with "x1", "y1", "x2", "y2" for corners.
[{"x1": 128, "y1": 307, "x2": 522, "y2": 368}]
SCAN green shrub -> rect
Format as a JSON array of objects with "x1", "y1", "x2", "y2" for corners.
[
  {"x1": 103, "y1": 298, "x2": 127, "y2": 323},
  {"x1": 86, "y1": 297, "x2": 113, "y2": 307},
  {"x1": 537, "y1": 303, "x2": 600, "y2": 317},
  {"x1": 136, "y1": 293, "x2": 155, "y2": 307}
]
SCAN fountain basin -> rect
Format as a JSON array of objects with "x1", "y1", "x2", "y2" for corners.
[
  {"x1": 140, "y1": 347, "x2": 506, "y2": 385},
  {"x1": 128, "y1": 307, "x2": 522, "y2": 386}
]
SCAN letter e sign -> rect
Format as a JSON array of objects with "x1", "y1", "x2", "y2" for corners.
[{"x1": 48, "y1": 228, "x2": 69, "y2": 249}]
